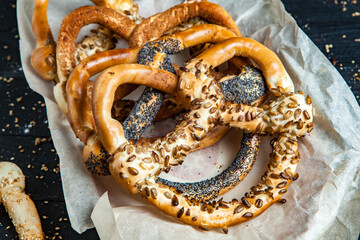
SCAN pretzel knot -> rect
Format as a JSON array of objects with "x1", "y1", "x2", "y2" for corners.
[{"x1": 92, "y1": 37, "x2": 314, "y2": 229}]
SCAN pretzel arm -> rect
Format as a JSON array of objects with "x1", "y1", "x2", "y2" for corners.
[
  {"x1": 66, "y1": 48, "x2": 139, "y2": 143},
  {"x1": 193, "y1": 37, "x2": 295, "y2": 93},
  {"x1": 31, "y1": 0, "x2": 57, "y2": 82},
  {"x1": 93, "y1": 64, "x2": 178, "y2": 153}
]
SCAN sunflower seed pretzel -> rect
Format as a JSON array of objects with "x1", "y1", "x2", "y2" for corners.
[{"x1": 92, "y1": 37, "x2": 314, "y2": 230}]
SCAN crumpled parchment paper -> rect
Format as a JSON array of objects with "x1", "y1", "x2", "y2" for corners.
[{"x1": 17, "y1": 0, "x2": 360, "y2": 239}]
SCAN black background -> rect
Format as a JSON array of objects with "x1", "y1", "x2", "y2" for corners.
[{"x1": 0, "y1": 0, "x2": 359, "y2": 239}]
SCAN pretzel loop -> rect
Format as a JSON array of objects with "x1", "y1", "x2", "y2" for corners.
[{"x1": 54, "y1": 5, "x2": 137, "y2": 113}]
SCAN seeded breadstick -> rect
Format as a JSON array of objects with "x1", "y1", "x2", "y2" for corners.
[{"x1": 0, "y1": 162, "x2": 44, "y2": 239}]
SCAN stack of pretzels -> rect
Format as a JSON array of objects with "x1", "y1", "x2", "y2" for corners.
[{"x1": 30, "y1": 0, "x2": 314, "y2": 234}]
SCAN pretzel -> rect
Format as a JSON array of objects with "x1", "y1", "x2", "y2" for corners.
[
  {"x1": 88, "y1": 62, "x2": 265, "y2": 203},
  {"x1": 0, "y1": 162, "x2": 43, "y2": 239},
  {"x1": 92, "y1": 37, "x2": 314, "y2": 229},
  {"x1": 31, "y1": 0, "x2": 57, "y2": 82},
  {"x1": 54, "y1": 5, "x2": 137, "y2": 113},
  {"x1": 66, "y1": 48, "x2": 139, "y2": 144}
]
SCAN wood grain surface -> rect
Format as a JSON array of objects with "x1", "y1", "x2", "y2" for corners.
[{"x1": 0, "y1": 0, "x2": 359, "y2": 239}]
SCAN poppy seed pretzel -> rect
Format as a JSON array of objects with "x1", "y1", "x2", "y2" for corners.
[
  {"x1": 54, "y1": 5, "x2": 137, "y2": 114},
  {"x1": 92, "y1": 37, "x2": 314, "y2": 229},
  {"x1": 0, "y1": 162, "x2": 44, "y2": 239},
  {"x1": 31, "y1": 0, "x2": 57, "y2": 82}
]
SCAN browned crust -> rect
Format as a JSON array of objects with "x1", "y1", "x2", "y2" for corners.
[
  {"x1": 66, "y1": 48, "x2": 139, "y2": 143},
  {"x1": 56, "y1": 5, "x2": 136, "y2": 83},
  {"x1": 31, "y1": 0, "x2": 57, "y2": 81},
  {"x1": 93, "y1": 64, "x2": 179, "y2": 153},
  {"x1": 128, "y1": 1, "x2": 241, "y2": 48},
  {"x1": 91, "y1": 0, "x2": 133, "y2": 10}
]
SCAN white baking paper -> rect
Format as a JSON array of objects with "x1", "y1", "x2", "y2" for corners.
[{"x1": 17, "y1": 0, "x2": 360, "y2": 239}]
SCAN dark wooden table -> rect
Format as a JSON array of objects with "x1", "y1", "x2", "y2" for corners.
[{"x1": 0, "y1": 0, "x2": 359, "y2": 239}]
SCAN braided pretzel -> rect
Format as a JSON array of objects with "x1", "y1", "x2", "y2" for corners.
[
  {"x1": 0, "y1": 162, "x2": 43, "y2": 239},
  {"x1": 54, "y1": 5, "x2": 137, "y2": 113},
  {"x1": 31, "y1": 0, "x2": 57, "y2": 82},
  {"x1": 92, "y1": 37, "x2": 313, "y2": 229}
]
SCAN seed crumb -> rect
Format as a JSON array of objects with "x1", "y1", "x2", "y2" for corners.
[
  {"x1": 41, "y1": 164, "x2": 49, "y2": 171},
  {"x1": 35, "y1": 137, "x2": 41, "y2": 146}
]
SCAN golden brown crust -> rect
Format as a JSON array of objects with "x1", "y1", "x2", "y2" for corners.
[
  {"x1": 192, "y1": 37, "x2": 295, "y2": 94},
  {"x1": 30, "y1": 0, "x2": 57, "y2": 82},
  {"x1": 56, "y1": 5, "x2": 136, "y2": 83},
  {"x1": 128, "y1": 1, "x2": 241, "y2": 48},
  {"x1": 55, "y1": 5, "x2": 136, "y2": 113},
  {"x1": 66, "y1": 48, "x2": 139, "y2": 143},
  {"x1": 91, "y1": 0, "x2": 134, "y2": 11},
  {"x1": 93, "y1": 64, "x2": 179, "y2": 153}
]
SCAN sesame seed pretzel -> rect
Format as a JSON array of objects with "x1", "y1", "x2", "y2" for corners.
[
  {"x1": 91, "y1": 0, "x2": 141, "y2": 23},
  {"x1": 92, "y1": 37, "x2": 314, "y2": 230}
]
